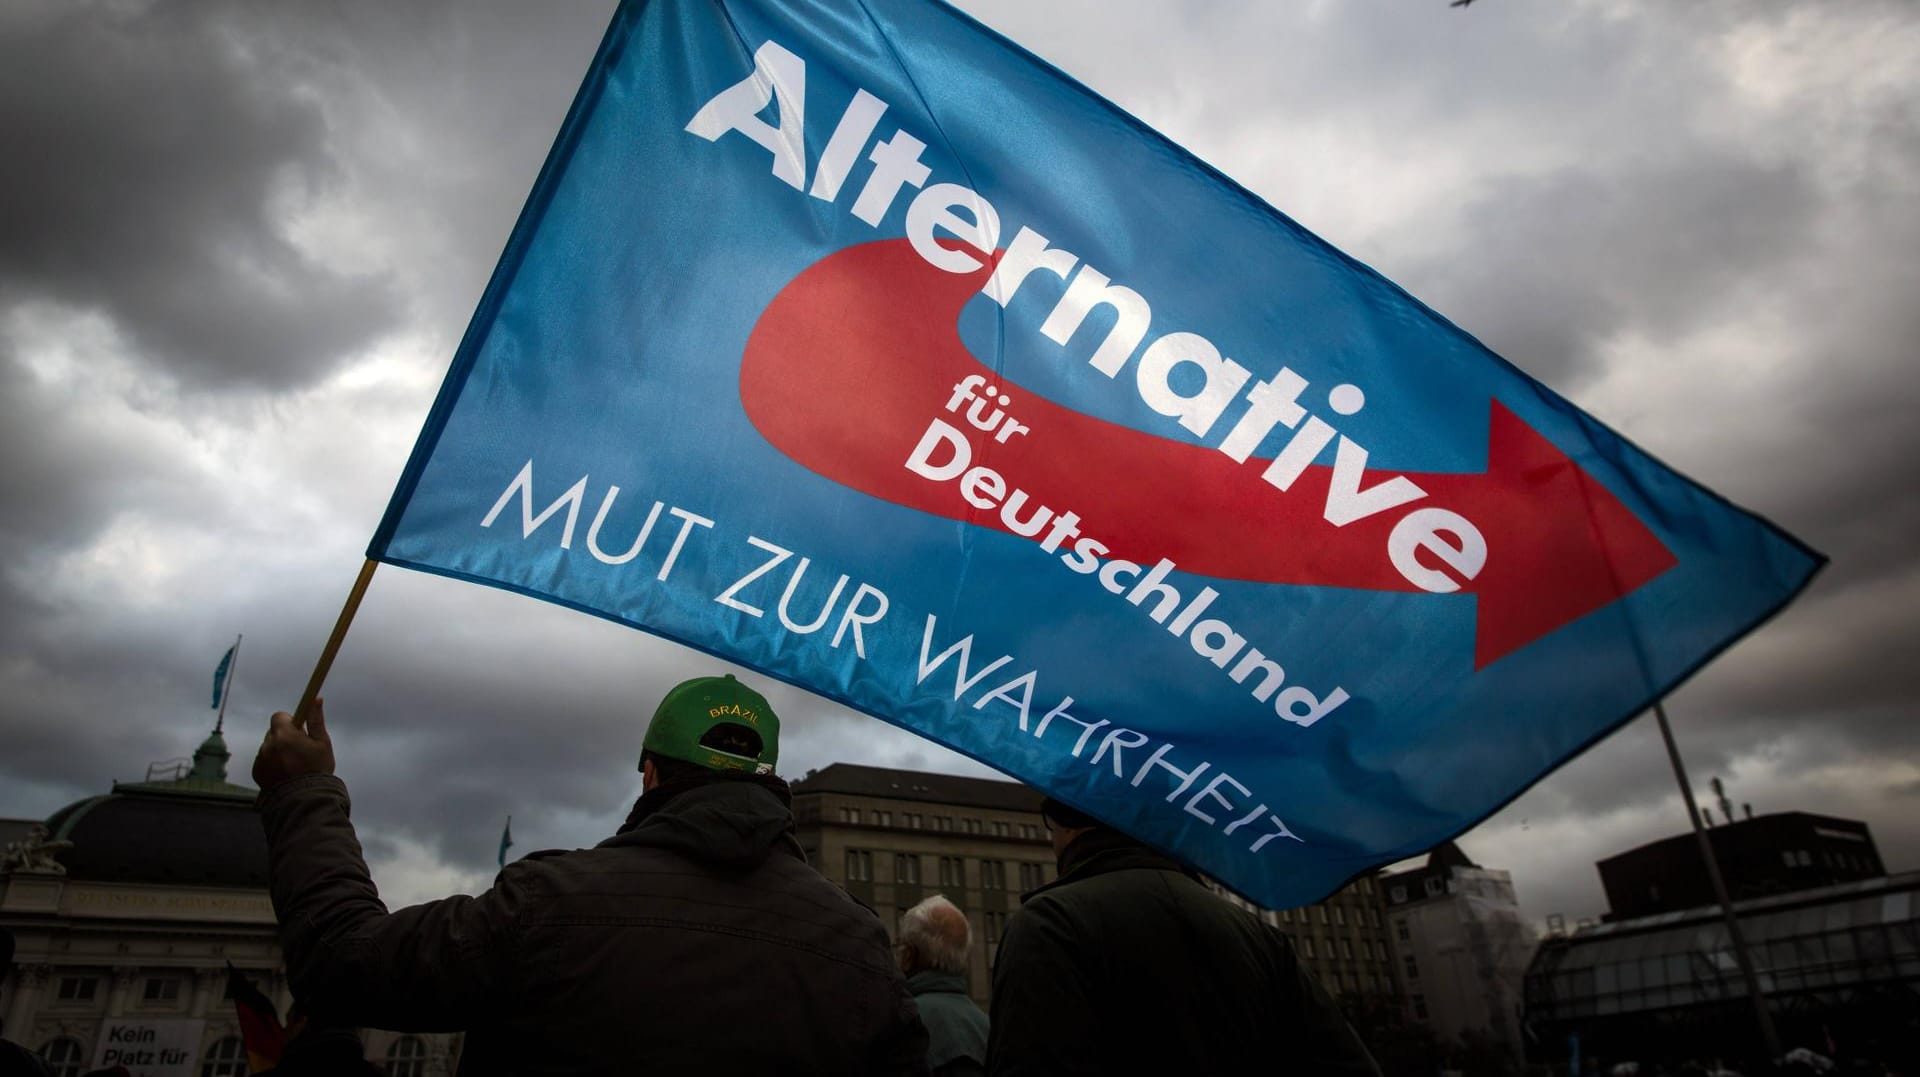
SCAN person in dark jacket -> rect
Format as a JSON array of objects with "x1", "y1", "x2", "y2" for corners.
[
  {"x1": 987, "y1": 798, "x2": 1380, "y2": 1077},
  {"x1": 251, "y1": 674, "x2": 928, "y2": 1076},
  {"x1": 896, "y1": 895, "x2": 988, "y2": 1077}
]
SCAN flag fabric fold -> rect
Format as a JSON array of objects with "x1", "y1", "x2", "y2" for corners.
[{"x1": 366, "y1": 0, "x2": 1822, "y2": 906}]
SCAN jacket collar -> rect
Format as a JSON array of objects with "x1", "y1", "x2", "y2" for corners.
[
  {"x1": 598, "y1": 776, "x2": 804, "y2": 870},
  {"x1": 1021, "y1": 827, "x2": 1197, "y2": 903},
  {"x1": 905, "y1": 969, "x2": 970, "y2": 997}
]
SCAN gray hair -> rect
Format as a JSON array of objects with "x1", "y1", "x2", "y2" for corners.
[{"x1": 899, "y1": 894, "x2": 971, "y2": 974}]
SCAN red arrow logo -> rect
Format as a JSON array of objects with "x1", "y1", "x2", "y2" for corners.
[{"x1": 740, "y1": 240, "x2": 1676, "y2": 668}]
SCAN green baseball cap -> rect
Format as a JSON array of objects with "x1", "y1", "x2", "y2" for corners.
[{"x1": 641, "y1": 674, "x2": 779, "y2": 775}]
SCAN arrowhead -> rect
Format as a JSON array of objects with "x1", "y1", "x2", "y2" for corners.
[{"x1": 1457, "y1": 401, "x2": 1677, "y2": 668}]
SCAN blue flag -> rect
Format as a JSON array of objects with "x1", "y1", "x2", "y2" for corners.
[
  {"x1": 212, "y1": 645, "x2": 236, "y2": 710},
  {"x1": 369, "y1": 0, "x2": 1822, "y2": 906}
]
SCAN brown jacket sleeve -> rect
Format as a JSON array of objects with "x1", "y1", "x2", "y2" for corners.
[{"x1": 257, "y1": 774, "x2": 532, "y2": 1030}]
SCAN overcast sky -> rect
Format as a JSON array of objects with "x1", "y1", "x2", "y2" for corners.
[{"x1": 2, "y1": 0, "x2": 1915, "y2": 925}]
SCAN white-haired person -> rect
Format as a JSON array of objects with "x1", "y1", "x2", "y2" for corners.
[{"x1": 895, "y1": 895, "x2": 989, "y2": 1077}]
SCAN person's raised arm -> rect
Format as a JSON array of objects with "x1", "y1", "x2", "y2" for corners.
[{"x1": 252, "y1": 699, "x2": 532, "y2": 1030}]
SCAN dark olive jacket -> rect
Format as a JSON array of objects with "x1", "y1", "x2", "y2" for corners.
[
  {"x1": 258, "y1": 772, "x2": 928, "y2": 1076},
  {"x1": 986, "y1": 830, "x2": 1381, "y2": 1077}
]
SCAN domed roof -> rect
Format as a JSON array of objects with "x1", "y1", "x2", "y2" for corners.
[{"x1": 40, "y1": 726, "x2": 269, "y2": 889}]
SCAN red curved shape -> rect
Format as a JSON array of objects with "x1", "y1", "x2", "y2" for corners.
[{"x1": 740, "y1": 239, "x2": 1675, "y2": 667}]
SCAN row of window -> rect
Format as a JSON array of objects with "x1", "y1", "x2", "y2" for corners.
[
  {"x1": 1783, "y1": 847, "x2": 1876, "y2": 873},
  {"x1": 835, "y1": 806, "x2": 1043, "y2": 840},
  {"x1": 1256, "y1": 903, "x2": 1380, "y2": 930},
  {"x1": 37, "y1": 1035, "x2": 429, "y2": 1077},
  {"x1": 1321, "y1": 969, "x2": 1392, "y2": 997},
  {"x1": 845, "y1": 849, "x2": 1047, "y2": 889},
  {"x1": 1293, "y1": 936, "x2": 1389, "y2": 963},
  {"x1": 1389, "y1": 875, "x2": 1451, "y2": 904},
  {"x1": 50, "y1": 972, "x2": 252, "y2": 1007}
]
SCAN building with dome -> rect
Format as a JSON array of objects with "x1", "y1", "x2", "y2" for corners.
[{"x1": 0, "y1": 722, "x2": 459, "y2": 1075}]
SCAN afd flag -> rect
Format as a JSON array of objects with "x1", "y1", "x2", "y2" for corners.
[{"x1": 370, "y1": 0, "x2": 1822, "y2": 906}]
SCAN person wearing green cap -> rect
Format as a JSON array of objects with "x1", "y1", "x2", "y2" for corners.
[{"x1": 250, "y1": 675, "x2": 930, "y2": 1075}]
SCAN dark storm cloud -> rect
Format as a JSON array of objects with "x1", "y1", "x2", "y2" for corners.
[
  {"x1": 1408, "y1": 155, "x2": 1817, "y2": 391},
  {"x1": 0, "y1": 339, "x2": 183, "y2": 571},
  {"x1": 0, "y1": 1, "x2": 400, "y2": 390}
]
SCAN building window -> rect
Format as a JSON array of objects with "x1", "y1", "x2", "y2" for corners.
[
  {"x1": 1018, "y1": 862, "x2": 1044, "y2": 890},
  {"x1": 839, "y1": 807, "x2": 861, "y2": 824},
  {"x1": 1366, "y1": 908, "x2": 1378, "y2": 927},
  {"x1": 1389, "y1": 886, "x2": 1407, "y2": 904},
  {"x1": 1403, "y1": 954, "x2": 1418, "y2": 980},
  {"x1": 981, "y1": 860, "x2": 1007, "y2": 890},
  {"x1": 1424, "y1": 877, "x2": 1443, "y2": 896},
  {"x1": 1373, "y1": 941, "x2": 1387, "y2": 961},
  {"x1": 986, "y1": 911, "x2": 1005, "y2": 944},
  {"x1": 992, "y1": 821, "x2": 1010, "y2": 837},
  {"x1": 56, "y1": 976, "x2": 97, "y2": 1002},
  {"x1": 1412, "y1": 994, "x2": 1429, "y2": 1021},
  {"x1": 386, "y1": 1035, "x2": 429, "y2": 1077},
  {"x1": 1333, "y1": 906, "x2": 1346, "y2": 926},
  {"x1": 39, "y1": 1038, "x2": 86, "y2": 1077},
  {"x1": 143, "y1": 977, "x2": 182, "y2": 1003},
  {"x1": 905, "y1": 813, "x2": 922, "y2": 828},
  {"x1": 201, "y1": 1036, "x2": 248, "y2": 1077},
  {"x1": 1341, "y1": 939, "x2": 1353, "y2": 960},
  {"x1": 895, "y1": 854, "x2": 921, "y2": 885},
  {"x1": 1396, "y1": 920, "x2": 1410, "y2": 943},
  {"x1": 936, "y1": 816, "x2": 953, "y2": 831},
  {"x1": 1316, "y1": 906, "x2": 1328, "y2": 924},
  {"x1": 966, "y1": 818, "x2": 982, "y2": 834},
  {"x1": 1301, "y1": 937, "x2": 1316, "y2": 959},
  {"x1": 1278, "y1": 908, "x2": 1292, "y2": 923},
  {"x1": 875, "y1": 810, "x2": 892, "y2": 827},
  {"x1": 845, "y1": 849, "x2": 873, "y2": 881}
]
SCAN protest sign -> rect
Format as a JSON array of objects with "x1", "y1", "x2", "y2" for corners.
[{"x1": 92, "y1": 1018, "x2": 206, "y2": 1076}]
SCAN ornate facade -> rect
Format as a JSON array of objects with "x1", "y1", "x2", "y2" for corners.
[{"x1": 0, "y1": 725, "x2": 459, "y2": 1075}]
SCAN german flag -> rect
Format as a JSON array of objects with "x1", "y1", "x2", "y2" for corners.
[{"x1": 225, "y1": 962, "x2": 287, "y2": 1073}]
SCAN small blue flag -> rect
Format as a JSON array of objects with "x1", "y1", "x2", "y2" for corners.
[
  {"x1": 367, "y1": 0, "x2": 1822, "y2": 906},
  {"x1": 211, "y1": 645, "x2": 236, "y2": 710},
  {"x1": 497, "y1": 816, "x2": 513, "y2": 869}
]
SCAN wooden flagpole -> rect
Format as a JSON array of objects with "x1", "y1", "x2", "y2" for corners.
[{"x1": 293, "y1": 559, "x2": 379, "y2": 727}]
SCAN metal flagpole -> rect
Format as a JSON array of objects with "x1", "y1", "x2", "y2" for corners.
[
  {"x1": 214, "y1": 633, "x2": 242, "y2": 733},
  {"x1": 1651, "y1": 700, "x2": 1783, "y2": 1058},
  {"x1": 294, "y1": 559, "x2": 380, "y2": 728}
]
